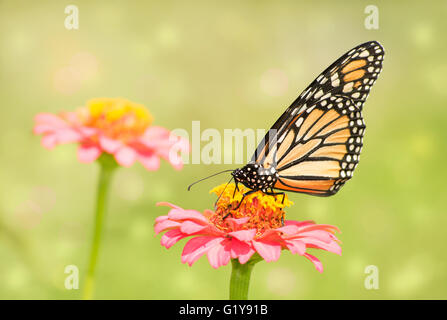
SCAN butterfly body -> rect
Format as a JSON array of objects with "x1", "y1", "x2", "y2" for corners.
[
  {"x1": 232, "y1": 163, "x2": 279, "y2": 192},
  {"x1": 231, "y1": 41, "x2": 384, "y2": 202}
]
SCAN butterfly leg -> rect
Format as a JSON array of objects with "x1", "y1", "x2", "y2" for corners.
[
  {"x1": 266, "y1": 188, "x2": 285, "y2": 226},
  {"x1": 266, "y1": 188, "x2": 285, "y2": 204},
  {"x1": 223, "y1": 190, "x2": 256, "y2": 220},
  {"x1": 232, "y1": 181, "x2": 240, "y2": 199},
  {"x1": 217, "y1": 181, "x2": 240, "y2": 211}
]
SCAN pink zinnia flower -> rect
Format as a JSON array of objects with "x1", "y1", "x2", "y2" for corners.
[
  {"x1": 155, "y1": 183, "x2": 341, "y2": 272},
  {"x1": 33, "y1": 98, "x2": 189, "y2": 170}
]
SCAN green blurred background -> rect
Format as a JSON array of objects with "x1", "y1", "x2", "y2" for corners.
[{"x1": 1, "y1": 0, "x2": 446, "y2": 299}]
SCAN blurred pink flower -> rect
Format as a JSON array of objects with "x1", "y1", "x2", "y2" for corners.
[
  {"x1": 33, "y1": 98, "x2": 189, "y2": 170},
  {"x1": 154, "y1": 184, "x2": 341, "y2": 271}
]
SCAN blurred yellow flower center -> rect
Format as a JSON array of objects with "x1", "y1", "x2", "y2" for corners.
[
  {"x1": 80, "y1": 98, "x2": 153, "y2": 141},
  {"x1": 209, "y1": 183, "x2": 293, "y2": 237}
]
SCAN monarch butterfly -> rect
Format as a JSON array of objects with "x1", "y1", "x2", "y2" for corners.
[{"x1": 189, "y1": 41, "x2": 384, "y2": 207}]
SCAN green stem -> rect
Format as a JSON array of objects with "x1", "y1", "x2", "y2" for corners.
[
  {"x1": 229, "y1": 255, "x2": 262, "y2": 300},
  {"x1": 82, "y1": 155, "x2": 117, "y2": 300}
]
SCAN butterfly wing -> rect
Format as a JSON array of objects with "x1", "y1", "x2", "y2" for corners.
[
  {"x1": 273, "y1": 96, "x2": 365, "y2": 195},
  {"x1": 252, "y1": 41, "x2": 384, "y2": 195}
]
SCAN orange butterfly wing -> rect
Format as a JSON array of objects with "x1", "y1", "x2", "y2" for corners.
[
  {"x1": 273, "y1": 97, "x2": 364, "y2": 195},
  {"x1": 252, "y1": 41, "x2": 384, "y2": 196}
]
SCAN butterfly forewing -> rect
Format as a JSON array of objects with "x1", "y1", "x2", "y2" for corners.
[
  {"x1": 251, "y1": 41, "x2": 384, "y2": 196},
  {"x1": 274, "y1": 95, "x2": 365, "y2": 195}
]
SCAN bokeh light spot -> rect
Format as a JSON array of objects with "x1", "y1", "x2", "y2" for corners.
[
  {"x1": 266, "y1": 267, "x2": 297, "y2": 296},
  {"x1": 389, "y1": 256, "x2": 433, "y2": 297},
  {"x1": 69, "y1": 52, "x2": 99, "y2": 82},
  {"x1": 411, "y1": 23, "x2": 434, "y2": 49},
  {"x1": 409, "y1": 133, "x2": 435, "y2": 159},
  {"x1": 53, "y1": 66, "x2": 82, "y2": 95},
  {"x1": 114, "y1": 170, "x2": 145, "y2": 202},
  {"x1": 13, "y1": 200, "x2": 43, "y2": 229},
  {"x1": 58, "y1": 221, "x2": 86, "y2": 245},
  {"x1": 53, "y1": 51, "x2": 99, "y2": 95},
  {"x1": 156, "y1": 25, "x2": 180, "y2": 49},
  {"x1": 260, "y1": 68, "x2": 289, "y2": 97}
]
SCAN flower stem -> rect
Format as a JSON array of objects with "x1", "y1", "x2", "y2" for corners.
[
  {"x1": 82, "y1": 155, "x2": 117, "y2": 300},
  {"x1": 229, "y1": 255, "x2": 262, "y2": 300}
]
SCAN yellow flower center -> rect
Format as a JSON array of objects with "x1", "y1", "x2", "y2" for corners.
[
  {"x1": 79, "y1": 98, "x2": 153, "y2": 142},
  {"x1": 209, "y1": 183, "x2": 293, "y2": 238}
]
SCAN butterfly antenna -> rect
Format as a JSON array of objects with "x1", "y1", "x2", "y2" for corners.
[
  {"x1": 214, "y1": 176, "x2": 234, "y2": 209},
  {"x1": 187, "y1": 169, "x2": 234, "y2": 191}
]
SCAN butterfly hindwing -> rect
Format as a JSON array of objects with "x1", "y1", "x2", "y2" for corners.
[{"x1": 251, "y1": 41, "x2": 384, "y2": 196}]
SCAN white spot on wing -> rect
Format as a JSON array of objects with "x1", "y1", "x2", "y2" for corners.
[
  {"x1": 343, "y1": 82, "x2": 354, "y2": 93},
  {"x1": 359, "y1": 50, "x2": 370, "y2": 58},
  {"x1": 295, "y1": 117, "x2": 304, "y2": 128},
  {"x1": 314, "y1": 90, "x2": 324, "y2": 99}
]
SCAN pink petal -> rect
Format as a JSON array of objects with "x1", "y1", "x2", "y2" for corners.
[
  {"x1": 180, "y1": 220, "x2": 207, "y2": 234},
  {"x1": 252, "y1": 240, "x2": 282, "y2": 262},
  {"x1": 299, "y1": 224, "x2": 340, "y2": 234},
  {"x1": 154, "y1": 219, "x2": 181, "y2": 235},
  {"x1": 164, "y1": 138, "x2": 190, "y2": 170},
  {"x1": 41, "y1": 134, "x2": 57, "y2": 149},
  {"x1": 160, "y1": 140, "x2": 189, "y2": 170},
  {"x1": 230, "y1": 239, "x2": 255, "y2": 264},
  {"x1": 228, "y1": 229, "x2": 256, "y2": 242},
  {"x1": 238, "y1": 252, "x2": 255, "y2": 264},
  {"x1": 77, "y1": 144, "x2": 102, "y2": 163},
  {"x1": 284, "y1": 239, "x2": 306, "y2": 255},
  {"x1": 303, "y1": 253, "x2": 324, "y2": 273},
  {"x1": 156, "y1": 202, "x2": 182, "y2": 210},
  {"x1": 175, "y1": 136, "x2": 190, "y2": 153},
  {"x1": 143, "y1": 126, "x2": 171, "y2": 140},
  {"x1": 99, "y1": 136, "x2": 122, "y2": 153},
  {"x1": 207, "y1": 239, "x2": 231, "y2": 268},
  {"x1": 34, "y1": 113, "x2": 68, "y2": 127},
  {"x1": 154, "y1": 215, "x2": 169, "y2": 224},
  {"x1": 139, "y1": 126, "x2": 190, "y2": 170},
  {"x1": 297, "y1": 230, "x2": 334, "y2": 243},
  {"x1": 55, "y1": 128, "x2": 82, "y2": 144},
  {"x1": 138, "y1": 153, "x2": 160, "y2": 171},
  {"x1": 166, "y1": 152, "x2": 184, "y2": 170},
  {"x1": 167, "y1": 208, "x2": 208, "y2": 224},
  {"x1": 301, "y1": 238, "x2": 342, "y2": 255},
  {"x1": 276, "y1": 225, "x2": 300, "y2": 235},
  {"x1": 202, "y1": 209, "x2": 215, "y2": 219},
  {"x1": 60, "y1": 111, "x2": 80, "y2": 124},
  {"x1": 284, "y1": 220, "x2": 315, "y2": 227},
  {"x1": 34, "y1": 124, "x2": 58, "y2": 135},
  {"x1": 114, "y1": 147, "x2": 137, "y2": 167},
  {"x1": 181, "y1": 236, "x2": 223, "y2": 266},
  {"x1": 78, "y1": 126, "x2": 97, "y2": 137},
  {"x1": 226, "y1": 217, "x2": 250, "y2": 230},
  {"x1": 256, "y1": 229, "x2": 284, "y2": 243},
  {"x1": 161, "y1": 229, "x2": 188, "y2": 249}
]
